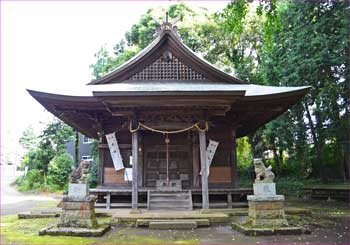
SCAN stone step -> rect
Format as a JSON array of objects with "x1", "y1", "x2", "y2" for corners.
[
  {"x1": 148, "y1": 206, "x2": 191, "y2": 211},
  {"x1": 148, "y1": 221, "x2": 197, "y2": 229},
  {"x1": 149, "y1": 193, "x2": 189, "y2": 197},
  {"x1": 150, "y1": 200, "x2": 190, "y2": 205},
  {"x1": 136, "y1": 218, "x2": 210, "y2": 227},
  {"x1": 150, "y1": 195, "x2": 190, "y2": 201},
  {"x1": 148, "y1": 190, "x2": 193, "y2": 211}
]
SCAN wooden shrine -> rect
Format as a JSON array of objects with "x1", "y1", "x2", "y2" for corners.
[{"x1": 28, "y1": 17, "x2": 309, "y2": 210}]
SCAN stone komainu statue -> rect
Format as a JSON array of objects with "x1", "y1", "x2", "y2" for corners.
[
  {"x1": 69, "y1": 160, "x2": 90, "y2": 184},
  {"x1": 253, "y1": 158, "x2": 275, "y2": 183}
]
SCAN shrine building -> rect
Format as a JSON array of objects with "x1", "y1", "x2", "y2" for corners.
[{"x1": 28, "y1": 18, "x2": 309, "y2": 210}]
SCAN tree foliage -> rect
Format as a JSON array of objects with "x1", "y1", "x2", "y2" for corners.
[
  {"x1": 89, "y1": 1, "x2": 349, "y2": 182},
  {"x1": 17, "y1": 119, "x2": 74, "y2": 192}
]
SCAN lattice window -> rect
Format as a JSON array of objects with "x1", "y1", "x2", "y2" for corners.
[{"x1": 127, "y1": 53, "x2": 206, "y2": 81}]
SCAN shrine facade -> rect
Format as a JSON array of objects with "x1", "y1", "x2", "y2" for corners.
[{"x1": 28, "y1": 18, "x2": 309, "y2": 210}]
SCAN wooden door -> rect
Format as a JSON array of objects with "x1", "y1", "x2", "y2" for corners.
[{"x1": 144, "y1": 145, "x2": 192, "y2": 188}]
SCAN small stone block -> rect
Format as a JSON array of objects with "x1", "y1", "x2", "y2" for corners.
[{"x1": 149, "y1": 221, "x2": 197, "y2": 229}]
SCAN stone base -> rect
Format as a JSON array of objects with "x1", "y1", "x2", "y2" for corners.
[
  {"x1": 247, "y1": 194, "x2": 288, "y2": 227},
  {"x1": 231, "y1": 222, "x2": 302, "y2": 236},
  {"x1": 39, "y1": 224, "x2": 110, "y2": 237},
  {"x1": 59, "y1": 195, "x2": 98, "y2": 229}
]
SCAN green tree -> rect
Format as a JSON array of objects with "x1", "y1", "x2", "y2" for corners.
[
  {"x1": 260, "y1": 1, "x2": 348, "y2": 181},
  {"x1": 90, "y1": 3, "x2": 216, "y2": 79},
  {"x1": 47, "y1": 152, "x2": 73, "y2": 190},
  {"x1": 19, "y1": 126, "x2": 38, "y2": 152},
  {"x1": 22, "y1": 119, "x2": 73, "y2": 173}
]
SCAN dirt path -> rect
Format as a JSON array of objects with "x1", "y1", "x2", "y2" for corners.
[{"x1": 0, "y1": 176, "x2": 60, "y2": 216}]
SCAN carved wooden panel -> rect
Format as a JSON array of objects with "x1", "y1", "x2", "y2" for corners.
[{"x1": 127, "y1": 53, "x2": 206, "y2": 81}]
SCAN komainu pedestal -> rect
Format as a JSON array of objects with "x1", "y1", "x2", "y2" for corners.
[
  {"x1": 247, "y1": 188, "x2": 288, "y2": 227},
  {"x1": 232, "y1": 159, "x2": 302, "y2": 236},
  {"x1": 39, "y1": 161, "x2": 110, "y2": 237},
  {"x1": 59, "y1": 194, "x2": 98, "y2": 228},
  {"x1": 247, "y1": 159, "x2": 288, "y2": 227}
]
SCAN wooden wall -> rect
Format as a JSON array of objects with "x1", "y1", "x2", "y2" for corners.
[{"x1": 100, "y1": 123, "x2": 236, "y2": 188}]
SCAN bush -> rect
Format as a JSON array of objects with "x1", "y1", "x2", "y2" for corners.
[
  {"x1": 14, "y1": 169, "x2": 44, "y2": 192},
  {"x1": 47, "y1": 152, "x2": 73, "y2": 190}
]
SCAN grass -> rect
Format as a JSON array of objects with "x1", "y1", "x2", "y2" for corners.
[
  {"x1": 0, "y1": 215, "x2": 95, "y2": 245},
  {"x1": 0, "y1": 215, "x2": 198, "y2": 245},
  {"x1": 286, "y1": 196, "x2": 350, "y2": 217}
]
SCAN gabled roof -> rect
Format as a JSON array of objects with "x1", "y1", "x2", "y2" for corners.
[{"x1": 88, "y1": 26, "x2": 246, "y2": 85}]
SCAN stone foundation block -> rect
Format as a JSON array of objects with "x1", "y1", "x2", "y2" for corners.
[
  {"x1": 58, "y1": 217, "x2": 98, "y2": 228},
  {"x1": 62, "y1": 202, "x2": 94, "y2": 210},
  {"x1": 250, "y1": 218, "x2": 289, "y2": 227},
  {"x1": 248, "y1": 201, "x2": 284, "y2": 210},
  {"x1": 249, "y1": 209, "x2": 285, "y2": 219},
  {"x1": 60, "y1": 210, "x2": 96, "y2": 220}
]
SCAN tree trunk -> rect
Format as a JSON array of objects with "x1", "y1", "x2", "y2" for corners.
[
  {"x1": 272, "y1": 145, "x2": 281, "y2": 175},
  {"x1": 304, "y1": 102, "x2": 326, "y2": 182}
]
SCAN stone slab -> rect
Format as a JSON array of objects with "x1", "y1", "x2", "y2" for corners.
[
  {"x1": 231, "y1": 222, "x2": 302, "y2": 236},
  {"x1": 18, "y1": 212, "x2": 60, "y2": 219},
  {"x1": 68, "y1": 183, "x2": 88, "y2": 198},
  {"x1": 253, "y1": 183, "x2": 276, "y2": 196},
  {"x1": 247, "y1": 195, "x2": 284, "y2": 201},
  {"x1": 136, "y1": 219, "x2": 210, "y2": 227},
  {"x1": 39, "y1": 224, "x2": 110, "y2": 237},
  {"x1": 149, "y1": 221, "x2": 197, "y2": 229}
]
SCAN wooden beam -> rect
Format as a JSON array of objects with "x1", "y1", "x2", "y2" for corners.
[
  {"x1": 199, "y1": 130, "x2": 209, "y2": 210},
  {"x1": 131, "y1": 130, "x2": 139, "y2": 210},
  {"x1": 231, "y1": 128, "x2": 238, "y2": 188}
]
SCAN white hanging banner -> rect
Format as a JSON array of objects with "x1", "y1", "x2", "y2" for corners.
[
  {"x1": 106, "y1": 132, "x2": 124, "y2": 171},
  {"x1": 200, "y1": 139, "x2": 219, "y2": 177},
  {"x1": 206, "y1": 139, "x2": 219, "y2": 177}
]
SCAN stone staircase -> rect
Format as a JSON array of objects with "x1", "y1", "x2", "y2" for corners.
[{"x1": 147, "y1": 190, "x2": 193, "y2": 211}]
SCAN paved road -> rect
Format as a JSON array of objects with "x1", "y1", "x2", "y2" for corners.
[{"x1": 1, "y1": 176, "x2": 59, "y2": 216}]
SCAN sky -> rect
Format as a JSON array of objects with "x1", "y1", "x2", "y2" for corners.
[{"x1": 1, "y1": 1, "x2": 229, "y2": 164}]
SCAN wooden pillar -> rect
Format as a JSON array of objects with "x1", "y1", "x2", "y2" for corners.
[
  {"x1": 137, "y1": 132, "x2": 143, "y2": 188},
  {"x1": 199, "y1": 130, "x2": 209, "y2": 209},
  {"x1": 192, "y1": 133, "x2": 200, "y2": 188},
  {"x1": 97, "y1": 131, "x2": 105, "y2": 186},
  {"x1": 131, "y1": 130, "x2": 139, "y2": 210},
  {"x1": 231, "y1": 128, "x2": 239, "y2": 188}
]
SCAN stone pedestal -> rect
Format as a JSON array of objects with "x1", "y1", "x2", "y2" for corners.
[
  {"x1": 58, "y1": 195, "x2": 98, "y2": 228},
  {"x1": 247, "y1": 195, "x2": 288, "y2": 227},
  {"x1": 39, "y1": 183, "x2": 110, "y2": 237}
]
